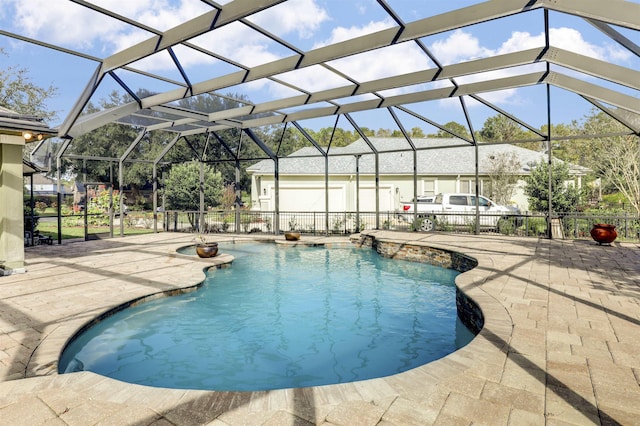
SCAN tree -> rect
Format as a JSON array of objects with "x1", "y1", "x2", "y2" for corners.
[
  {"x1": 543, "y1": 122, "x2": 582, "y2": 164},
  {"x1": 63, "y1": 91, "x2": 145, "y2": 185},
  {"x1": 1, "y1": 49, "x2": 58, "y2": 162},
  {"x1": 410, "y1": 127, "x2": 425, "y2": 138},
  {"x1": 0, "y1": 49, "x2": 58, "y2": 122},
  {"x1": 433, "y1": 121, "x2": 470, "y2": 139},
  {"x1": 478, "y1": 115, "x2": 531, "y2": 142},
  {"x1": 486, "y1": 152, "x2": 521, "y2": 205},
  {"x1": 220, "y1": 183, "x2": 237, "y2": 210},
  {"x1": 358, "y1": 127, "x2": 375, "y2": 137},
  {"x1": 304, "y1": 127, "x2": 358, "y2": 147},
  {"x1": 61, "y1": 90, "x2": 263, "y2": 208},
  {"x1": 595, "y1": 135, "x2": 640, "y2": 214},
  {"x1": 163, "y1": 162, "x2": 223, "y2": 211},
  {"x1": 524, "y1": 160, "x2": 582, "y2": 213},
  {"x1": 578, "y1": 110, "x2": 640, "y2": 214}
]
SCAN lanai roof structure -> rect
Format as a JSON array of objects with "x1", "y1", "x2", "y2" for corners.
[{"x1": 1, "y1": 0, "x2": 638, "y2": 164}]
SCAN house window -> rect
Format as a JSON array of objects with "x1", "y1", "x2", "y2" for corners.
[
  {"x1": 422, "y1": 179, "x2": 435, "y2": 196},
  {"x1": 460, "y1": 179, "x2": 477, "y2": 193}
]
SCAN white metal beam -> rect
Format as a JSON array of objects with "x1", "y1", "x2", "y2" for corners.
[
  {"x1": 545, "y1": 71, "x2": 640, "y2": 114},
  {"x1": 541, "y1": 0, "x2": 640, "y2": 31}
]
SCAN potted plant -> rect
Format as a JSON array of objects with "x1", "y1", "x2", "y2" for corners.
[
  {"x1": 193, "y1": 234, "x2": 219, "y2": 258},
  {"x1": 284, "y1": 218, "x2": 301, "y2": 241},
  {"x1": 590, "y1": 223, "x2": 617, "y2": 245}
]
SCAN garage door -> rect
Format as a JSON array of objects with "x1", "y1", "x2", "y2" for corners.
[
  {"x1": 358, "y1": 186, "x2": 393, "y2": 212},
  {"x1": 279, "y1": 186, "x2": 345, "y2": 211}
]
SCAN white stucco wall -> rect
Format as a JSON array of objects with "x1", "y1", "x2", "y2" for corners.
[{"x1": 249, "y1": 173, "x2": 534, "y2": 212}]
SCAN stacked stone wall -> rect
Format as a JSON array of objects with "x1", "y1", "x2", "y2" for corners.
[{"x1": 352, "y1": 233, "x2": 484, "y2": 333}]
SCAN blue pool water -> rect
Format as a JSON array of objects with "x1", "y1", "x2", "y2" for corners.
[{"x1": 59, "y1": 243, "x2": 475, "y2": 391}]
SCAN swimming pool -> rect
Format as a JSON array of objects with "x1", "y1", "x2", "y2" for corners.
[{"x1": 58, "y1": 243, "x2": 475, "y2": 391}]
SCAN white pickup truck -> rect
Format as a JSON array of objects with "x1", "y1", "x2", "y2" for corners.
[{"x1": 400, "y1": 193, "x2": 518, "y2": 231}]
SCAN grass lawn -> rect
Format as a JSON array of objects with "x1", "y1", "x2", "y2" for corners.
[{"x1": 37, "y1": 221, "x2": 155, "y2": 240}]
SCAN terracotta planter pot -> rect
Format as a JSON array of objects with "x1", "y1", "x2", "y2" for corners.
[
  {"x1": 284, "y1": 231, "x2": 301, "y2": 241},
  {"x1": 590, "y1": 224, "x2": 617, "y2": 245},
  {"x1": 196, "y1": 242, "x2": 219, "y2": 258}
]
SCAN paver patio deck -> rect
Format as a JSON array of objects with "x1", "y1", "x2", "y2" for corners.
[{"x1": 0, "y1": 231, "x2": 639, "y2": 425}]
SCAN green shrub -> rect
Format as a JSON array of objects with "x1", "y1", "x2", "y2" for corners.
[
  {"x1": 23, "y1": 205, "x2": 40, "y2": 232},
  {"x1": 436, "y1": 217, "x2": 453, "y2": 232},
  {"x1": 525, "y1": 217, "x2": 547, "y2": 236},
  {"x1": 497, "y1": 218, "x2": 515, "y2": 235}
]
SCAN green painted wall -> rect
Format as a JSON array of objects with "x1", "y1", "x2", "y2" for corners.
[{"x1": 0, "y1": 137, "x2": 26, "y2": 274}]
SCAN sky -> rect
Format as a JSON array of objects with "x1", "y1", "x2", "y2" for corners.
[{"x1": 1, "y1": 0, "x2": 638, "y2": 134}]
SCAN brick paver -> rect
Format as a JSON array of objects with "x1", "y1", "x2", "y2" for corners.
[{"x1": 0, "y1": 231, "x2": 638, "y2": 425}]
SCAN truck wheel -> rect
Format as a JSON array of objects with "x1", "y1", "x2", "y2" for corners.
[{"x1": 420, "y1": 217, "x2": 435, "y2": 232}]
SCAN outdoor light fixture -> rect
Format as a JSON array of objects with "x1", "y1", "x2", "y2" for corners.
[{"x1": 22, "y1": 132, "x2": 44, "y2": 141}]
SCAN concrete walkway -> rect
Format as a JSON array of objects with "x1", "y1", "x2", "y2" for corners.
[{"x1": 0, "y1": 231, "x2": 639, "y2": 425}]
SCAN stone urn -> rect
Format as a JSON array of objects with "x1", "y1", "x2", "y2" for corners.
[
  {"x1": 196, "y1": 242, "x2": 219, "y2": 258},
  {"x1": 590, "y1": 224, "x2": 617, "y2": 245},
  {"x1": 284, "y1": 231, "x2": 301, "y2": 241}
]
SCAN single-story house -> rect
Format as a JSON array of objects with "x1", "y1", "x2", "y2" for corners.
[
  {"x1": 246, "y1": 138, "x2": 588, "y2": 213},
  {"x1": 24, "y1": 173, "x2": 71, "y2": 196}
]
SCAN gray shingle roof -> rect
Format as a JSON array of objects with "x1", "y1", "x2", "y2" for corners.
[
  {"x1": 247, "y1": 138, "x2": 585, "y2": 176},
  {"x1": 0, "y1": 106, "x2": 57, "y2": 138}
]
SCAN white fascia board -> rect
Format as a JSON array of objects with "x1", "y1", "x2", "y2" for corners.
[
  {"x1": 400, "y1": 0, "x2": 542, "y2": 41},
  {"x1": 246, "y1": 56, "x2": 303, "y2": 81},
  {"x1": 545, "y1": 47, "x2": 640, "y2": 91},
  {"x1": 357, "y1": 70, "x2": 440, "y2": 95},
  {"x1": 239, "y1": 73, "x2": 545, "y2": 128},
  {"x1": 68, "y1": 102, "x2": 141, "y2": 138},
  {"x1": 439, "y1": 48, "x2": 545, "y2": 79},
  {"x1": 546, "y1": 71, "x2": 640, "y2": 114},
  {"x1": 151, "y1": 105, "x2": 209, "y2": 121},
  {"x1": 300, "y1": 28, "x2": 399, "y2": 68},
  {"x1": 208, "y1": 106, "x2": 255, "y2": 122},
  {"x1": 251, "y1": 95, "x2": 311, "y2": 115},
  {"x1": 542, "y1": 0, "x2": 640, "y2": 31},
  {"x1": 191, "y1": 71, "x2": 249, "y2": 95},
  {"x1": 146, "y1": 118, "x2": 199, "y2": 132}
]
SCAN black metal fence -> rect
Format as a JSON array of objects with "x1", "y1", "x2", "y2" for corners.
[
  {"x1": 559, "y1": 212, "x2": 640, "y2": 240},
  {"x1": 34, "y1": 208, "x2": 640, "y2": 244},
  {"x1": 160, "y1": 209, "x2": 640, "y2": 241}
]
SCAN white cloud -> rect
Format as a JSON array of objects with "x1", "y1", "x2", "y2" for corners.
[
  {"x1": 315, "y1": 18, "x2": 395, "y2": 46},
  {"x1": 431, "y1": 26, "x2": 631, "y2": 72},
  {"x1": 5, "y1": 0, "x2": 211, "y2": 53},
  {"x1": 430, "y1": 29, "x2": 494, "y2": 65},
  {"x1": 258, "y1": 16, "x2": 398, "y2": 99},
  {"x1": 309, "y1": 18, "x2": 432, "y2": 93},
  {"x1": 120, "y1": 1, "x2": 211, "y2": 32},
  {"x1": 252, "y1": 0, "x2": 329, "y2": 39},
  {"x1": 606, "y1": 43, "x2": 633, "y2": 62},
  {"x1": 428, "y1": 27, "x2": 631, "y2": 109},
  {"x1": 190, "y1": 22, "x2": 283, "y2": 68},
  {"x1": 10, "y1": 0, "x2": 130, "y2": 50},
  {"x1": 498, "y1": 27, "x2": 631, "y2": 62},
  {"x1": 271, "y1": 65, "x2": 351, "y2": 97}
]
